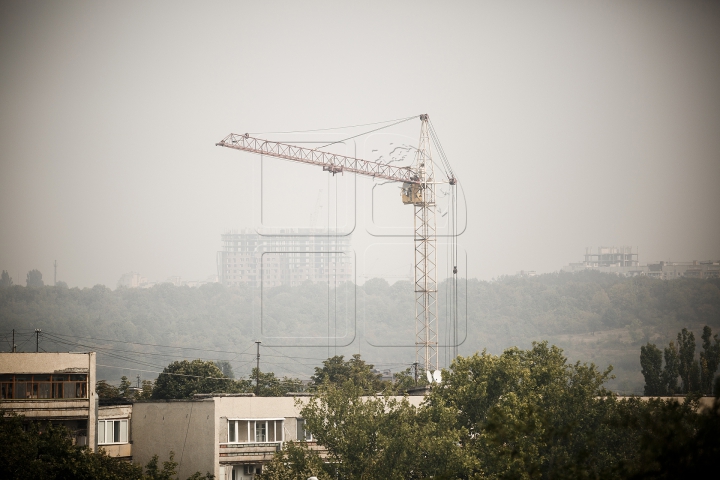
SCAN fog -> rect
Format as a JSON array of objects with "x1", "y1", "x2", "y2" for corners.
[{"x1": 1, "y1": 0, "x2": 719, "y2": 289}]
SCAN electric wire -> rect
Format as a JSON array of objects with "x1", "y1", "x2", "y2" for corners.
[
  {"x1": 249, "y1": 115, "x2": 417, "y2": 135},
  {"x1": 314, "y1": 116, "x2": 417, "y2": 151}
]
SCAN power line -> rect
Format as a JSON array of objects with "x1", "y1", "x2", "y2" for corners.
[{"x1": 249, "y1": 115, "x2": 417, "y2": 135}]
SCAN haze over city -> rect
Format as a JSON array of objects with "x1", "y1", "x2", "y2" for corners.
[{"x1": 1, "y1": 1, "x2": 718, "y2": 289}]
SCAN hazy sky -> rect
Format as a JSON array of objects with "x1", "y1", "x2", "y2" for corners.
[{"x1": 1, "y1": 0, "x2": 719, "y2": 289}]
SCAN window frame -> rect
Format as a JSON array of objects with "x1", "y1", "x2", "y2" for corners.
[
  {"x1": 98, "y1": 418, "x2": 129, "y2": 445},
  {"x1": 0, "y1": 373, "x2": 88, "y2": 400},
  {"x1": 225, "y1": 418, "x2": 284, "y2": 445},
  {"x1": 296, "y1": 418, "x2": 313, "y2": 442}
]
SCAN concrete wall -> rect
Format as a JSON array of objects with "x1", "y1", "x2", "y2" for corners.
[
  {"x1": 132, "y1": 400, "x2": 216, "y2": 479},
  {"x1": 131, "y1": 395, "x2": 427, "y2": 480},
  {"x1": 0, "y1": 352, "x2": 91, "y2": 373}
]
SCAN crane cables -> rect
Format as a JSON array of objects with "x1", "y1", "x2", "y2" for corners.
[
  {"x1": 428, "y1": 118, "x2": 455, "y2": 183},
  {"x1": 314, "y1": 115, "x2": 418, "y2": 151},
  {"x1": 248, "y1": 115, "x2": 418, "y2": 136}
]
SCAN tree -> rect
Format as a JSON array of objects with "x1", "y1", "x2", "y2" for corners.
[
  {"x1": 249, "y1": 368, "x2": 302, "y2": 397},
  {"x1": 430, "y1": 341, "x2": 624, "y2": 478},
  {"x1": 641, "y1": 343, "x2": 665, "y2": 396},
  {"x1": 0, "y1": 412, "x2": 142, "y2": 479},
  {"x1": 151, "y1": 359, "x2": 241, "y2": 399},
  {"x1": 292, "y1": 380, "x2": 461, "y2": 479},
  {"x1": 310, "y1": 354, "x2": 389, "y2": 393},
  {"x1": 615, "y1": 395, "x2": 720, "y2": 478},
  {"x1": 389, "y1": 366, "x2": 429, "y2": 394},
  {"x1": 26, "y1": 269, "x2": 43, "y2": 288},
  {"x1": 266, "y1": 342, "x2": 636, "y2": 479},
  {"x1": 677, "y1": 328, "x2": 697, "y2": 393},
  {"x1": 119, "y1": 376, "x2": 132, "y2": 397},
  {"x1": 214, "y1": 360, "x2": 234, "y2": 379},
  {"x1": 138, "y1": 379, "x2": 154, "y2": 400},
  {"x1": 95, "y1": 380, "x2": 120, "y2": 398},
  {"x1": 662, "y1": 341, "x2": 680, "y2": 394},
  {"x1": 258, "y1": 441, "x2": 327, "y2": 480},
  {"x1": 0, "y1": 270, "x2": 12, "y2": 287},
  {"x1": 700, "y1": 326, "x2": 720, "y2": 394}
]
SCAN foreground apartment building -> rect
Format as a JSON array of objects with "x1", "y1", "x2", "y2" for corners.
[
  {"x1": 1, "y1": 352, "x2": 423, "y2": 478},
  {"x1": 0, "y1": 352, "x2": 98, "y2": 450},
  {"x1": 132, "y1": 394, "x2": 424, "y2": 480}
]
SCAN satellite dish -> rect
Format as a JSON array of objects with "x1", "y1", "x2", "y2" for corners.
[
  {"x1": 426, "y1": 371, "x2": 433, "y2": 383},
  {"x1": 433, "y1": 370, "x2": 442, "y2": 384}
]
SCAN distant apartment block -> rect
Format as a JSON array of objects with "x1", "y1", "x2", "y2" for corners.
[
  {"x1": 563, "y1": 246, "x2": 720, "y2": 279},
  {"x1": 217, "y1": 229, "x2": 352, "y2": 288},
  {"x1": 117, "y1": 272, "x2": 218, "y2": 289}
]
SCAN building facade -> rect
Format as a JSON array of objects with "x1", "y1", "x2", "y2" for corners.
[
  {"x1": 562, "y1": 247, "x2": 720, "y2": 279},
  {"x1": 217, "y1": 229, "x2": 353, "y2": 288},
  {"x1": 582, "y1": 246, "x2": 638, "y2": 268},
  {"x1": 0, "y1": 352, "x2": 98, "y2": 450},
  {"x1": 131, "y1": 393, "x2": 423, "y2": 480}
]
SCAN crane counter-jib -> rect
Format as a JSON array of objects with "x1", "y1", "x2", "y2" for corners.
[{"x1": 215, "y1": 133, "x2": 423, "y2": 185}]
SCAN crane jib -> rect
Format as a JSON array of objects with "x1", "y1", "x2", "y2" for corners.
[{"x1": 216, "y1": 133, "x2": 421, "y2": 184}]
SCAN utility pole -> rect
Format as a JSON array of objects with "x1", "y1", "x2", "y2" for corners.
[
  {"x1": 137, "y1": 375, "x2": 141, "y2": 389},
  {"x1": 35, "y1": 329, "x2": 41, "y2": 352},
  {"x1": 12, "y1": 329, "x2": 16, "y2": 352},
  {"x1": 255, "y1": 341, "x2": 261, "y2": 396},
  {"x1": 54, "y1": 260, "x2": 57, "y2": 286},
  {"x1": 413, "y1": 362, "x2": 419, "y2": 386}
]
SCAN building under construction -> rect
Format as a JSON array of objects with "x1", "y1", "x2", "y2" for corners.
[
  {"x1": 563, "y1": 246, "x2": 719, "y2": 279},
  {"x1": 583, "y1": 246, "x2": 639, "y2": 268},
  {"x1": 217, "y1": 229, "x2": 352, "y2": 288}
]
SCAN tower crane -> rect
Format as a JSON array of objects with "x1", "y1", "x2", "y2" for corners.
[{"x1": 216, "y1": 114, "x2": 456, "y2": 373}]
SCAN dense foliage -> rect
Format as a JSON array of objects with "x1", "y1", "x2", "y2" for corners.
[
  {"x1": 641, "y1": 326, "x2": 720, "y2": 395},
  {"x1": 260, "y1": 343, "x2": 720, "y2": 480},
  {"x1": 2, "y1": 272, "x2": 719, "y2": 392},
  {"x1": 0, "y1": 413, "x2": 213, "y2": 479}
]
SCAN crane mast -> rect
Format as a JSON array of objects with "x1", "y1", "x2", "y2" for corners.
[
  {"x1": 216, "y1": 114, "x2": 446, "y2": 373},
  {"x1": 410, "y1": 115, "x2": 437, "y2": 373}
]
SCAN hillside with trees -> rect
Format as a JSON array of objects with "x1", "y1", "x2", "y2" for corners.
[{"x1": 1, "y1": 271, "x2": 719, "y2": 393}]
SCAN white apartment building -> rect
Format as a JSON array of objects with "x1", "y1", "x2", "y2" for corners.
[
  {"x1": 218, "y1": 229, "x2": 353, "y2": 288},
  {"x1": 131, "y1": 393, "x2": 423, "y2": 480}
]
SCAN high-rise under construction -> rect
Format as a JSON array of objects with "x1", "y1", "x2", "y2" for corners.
[{"x1": 217, "y1": 229, "x2": 352, "y2": 288}]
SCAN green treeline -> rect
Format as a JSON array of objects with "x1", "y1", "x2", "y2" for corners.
[
  {"x1": 641, "y1": 326, "x2": 720, "y2": 395},
  {"x1": 2, "y1": 271, "x2": 717, "y2": 344},
  {"x1": 1, "y1": 271, "x2": 719, "y2": 392},
  {"x1": 262, "y1": 342, "x2": 720, "y2": 479},
  {"x1": 97, "y1": 355, "x2": 410, "y2": 400}
]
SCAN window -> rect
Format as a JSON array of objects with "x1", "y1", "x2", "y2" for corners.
[
  {"x1": 296, "y1": 418, "x2": 313, "y2": 441},
  {"x1": 227, "y1": 419, "x2": 283, "y2": 444},
  {"x1": 0, "y1": 374, "x2": 87, "y2": 400},
  {"x1": 98, "y1": 419, "x2": 128, "y2": 444}
]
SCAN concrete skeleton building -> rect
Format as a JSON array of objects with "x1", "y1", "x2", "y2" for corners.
[
  {"x1": 562, "y1": 246, "x2": 720, "y2": 279},
  {"x1": 218, "y1": 229, "x2": 353, "y2": 288}
]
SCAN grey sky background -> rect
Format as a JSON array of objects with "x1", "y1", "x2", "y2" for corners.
[{"x1": 1, "y1": 1, "x2": 719, "y2": 289}]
